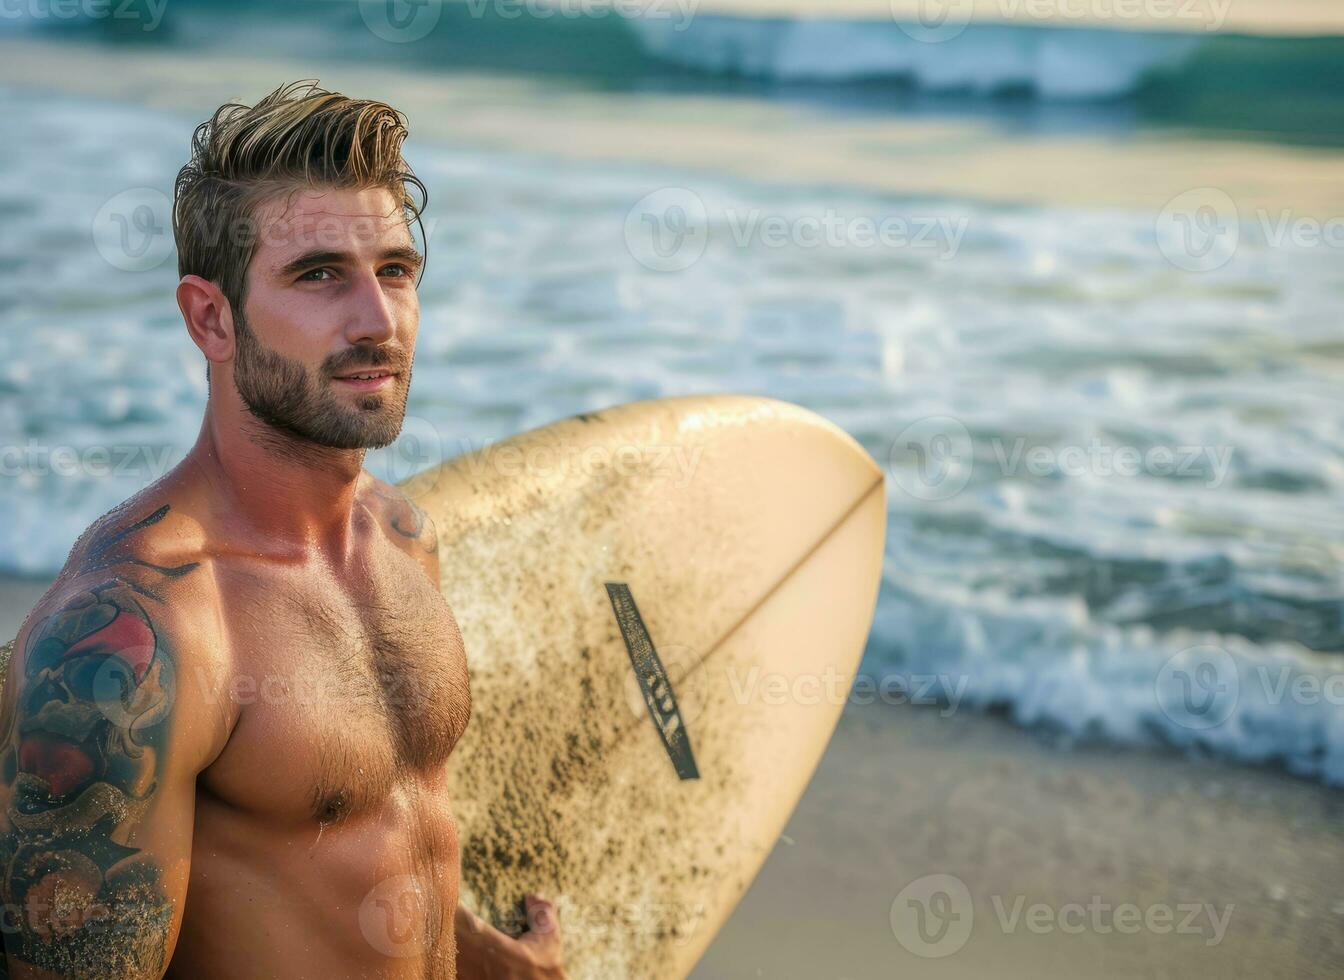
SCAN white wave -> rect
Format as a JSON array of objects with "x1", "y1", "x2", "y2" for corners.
[
  {"x1": 623, "y1": 17, "x2": 1204, "y2": 98},
  {"x1": 870, "y1": 579, "x2": 1344, "y2": 785}
]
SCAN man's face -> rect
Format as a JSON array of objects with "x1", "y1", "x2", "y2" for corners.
[{"x1": 231, "y1": 185, "x2": 422, "y2": 450}]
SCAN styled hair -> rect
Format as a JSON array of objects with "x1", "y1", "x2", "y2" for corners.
[{"x1": 173, "y1": 79, "x2": 428, "y2": 361}]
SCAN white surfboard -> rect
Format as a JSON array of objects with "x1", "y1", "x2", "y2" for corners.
[{"x1": 403, "y1": 394, "x2": 886, "y2": 978}]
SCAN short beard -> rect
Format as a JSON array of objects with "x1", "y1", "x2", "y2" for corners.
[{"x1": 232, "y1": 312, "x2": 410, "y2": 451}]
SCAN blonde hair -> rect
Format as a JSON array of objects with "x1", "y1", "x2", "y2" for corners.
[{"x1": 173, "y1": 79, "x2": 428, "y2": 338}]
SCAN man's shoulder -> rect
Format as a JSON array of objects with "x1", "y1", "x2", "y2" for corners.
[
  {"x1": 4, "y1": 495, "x2": 232, "y2": 775},
  {"x1": 361, "y1": 473, "x2": 440, "y2": 575},
  {"x1": 24, "y1": 491, "x2": 225, "y2": 672}
]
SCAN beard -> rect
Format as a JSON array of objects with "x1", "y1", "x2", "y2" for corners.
[{"x1": 232, "y1": 312, "x2": 411, "y2": 451}]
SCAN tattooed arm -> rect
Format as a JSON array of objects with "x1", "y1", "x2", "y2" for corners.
[{"x1": 0, "y1": 569, "x2": 222, "y2": 979}]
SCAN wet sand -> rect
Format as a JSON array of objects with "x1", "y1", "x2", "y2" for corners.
[{"x1": 693, "y1": 699, "x2": 1344, "y2": 980}]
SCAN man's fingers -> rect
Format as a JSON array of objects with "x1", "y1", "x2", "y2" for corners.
[{"x1": 523, "y1": 893, "x2": 559, "y2": 936}]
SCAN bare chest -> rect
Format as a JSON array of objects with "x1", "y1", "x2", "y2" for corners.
[{"x1": 206, "y1": 547, "x2": 471, "y2": 824}]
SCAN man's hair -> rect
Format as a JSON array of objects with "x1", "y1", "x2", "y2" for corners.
[{"x1": 173, "y1": 78, "x2": 428, "y2": 384}]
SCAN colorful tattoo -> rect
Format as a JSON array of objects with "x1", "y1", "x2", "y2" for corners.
[{"x1": 0, "y1": 508, "x2": 189, "y2": 977}]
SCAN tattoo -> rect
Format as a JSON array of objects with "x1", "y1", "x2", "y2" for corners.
[
  {"x1": 371, "y1": 485, "x2": 438, "y2": 556},
  {"x1": 0, "y1": 509, "x2": 188, "y2": 977}
]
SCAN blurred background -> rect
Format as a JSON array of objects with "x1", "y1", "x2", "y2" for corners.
[{"x1": 1, "y1": 0, "x2": 1342, "y2": 977}]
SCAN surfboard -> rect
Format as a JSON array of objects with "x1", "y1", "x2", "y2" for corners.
[{"x1": 402, "y1": 394, "x2": 886, "y2": 978}]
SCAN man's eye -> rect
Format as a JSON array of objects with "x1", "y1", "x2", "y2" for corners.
[
  {"x1": 299, "y1": 268, "x2": 333, "y2": 282},
  {"x1": 381, "y1": 264, "x2": 410, "y2": 277}
]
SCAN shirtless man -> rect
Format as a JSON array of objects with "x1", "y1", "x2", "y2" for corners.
[{"x1": 0, "y1": 80, "x2": 566, "y2": 978}]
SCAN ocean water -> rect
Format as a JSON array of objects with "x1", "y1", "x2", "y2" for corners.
[{"x1": 1, "y1": 13, "x2": 1342, "y2": 785}]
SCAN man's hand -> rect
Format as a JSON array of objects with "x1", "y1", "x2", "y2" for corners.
[{"x1": 455, "y1": 893, "x2": 566, "y2": 980}]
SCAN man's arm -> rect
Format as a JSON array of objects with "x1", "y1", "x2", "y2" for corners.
[{"x1": 0, "y1": 572, "x2": 220, "y2": 978}]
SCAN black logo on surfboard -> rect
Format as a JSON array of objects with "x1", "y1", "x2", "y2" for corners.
[{"x1": 605, "y1": 583, "x2": 700, "y2": 781}]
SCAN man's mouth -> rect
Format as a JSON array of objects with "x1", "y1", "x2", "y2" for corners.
[{"x1": 332, "y1": 369, "x2": 398, "y2": 392}]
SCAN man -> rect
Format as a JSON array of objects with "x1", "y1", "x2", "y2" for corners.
[{"x1": 0, "y1": 80, "x2": 566, "y2": 978}]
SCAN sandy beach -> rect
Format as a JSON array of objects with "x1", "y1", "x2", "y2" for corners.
[{"x1": 694, "y1": 699, "x2": 1344, "y2": 979}]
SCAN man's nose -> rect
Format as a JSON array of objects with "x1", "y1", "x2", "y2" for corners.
[{"x1": 344, "y1": 274, "x2": 399, "y2": 346}]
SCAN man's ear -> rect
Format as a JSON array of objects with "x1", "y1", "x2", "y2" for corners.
[{"x1": 177, "y1": 274, "x2": 236, "y2": 368}]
